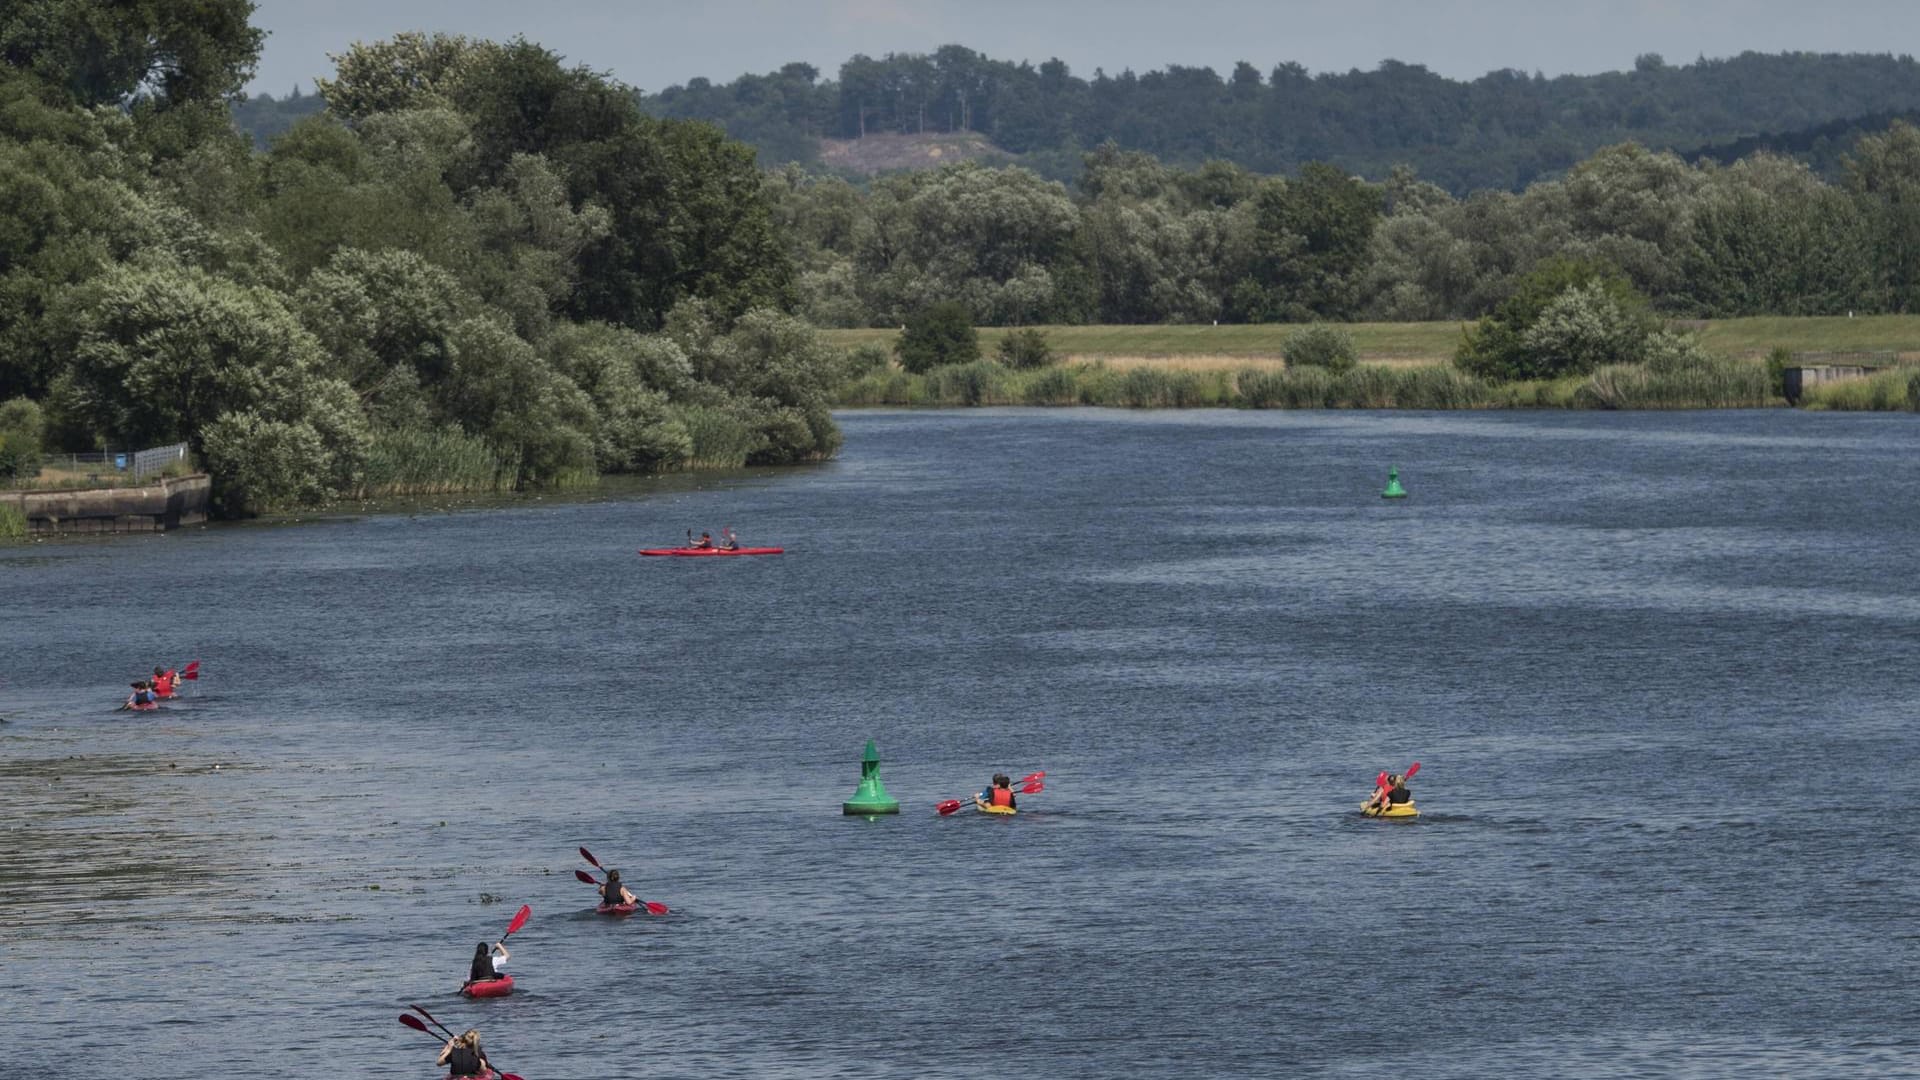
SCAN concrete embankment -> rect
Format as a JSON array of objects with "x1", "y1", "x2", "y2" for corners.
[{"x1": 1, "y1": 474, "x2": 211, "y2": 535}]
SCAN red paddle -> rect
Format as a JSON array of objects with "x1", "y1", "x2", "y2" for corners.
[
  {"x1": 398, "y1": 1015, "x2": 524, "y2": 1080},
  {"x1": 1364, "y1": 761, "x2": 1421, "y2": 814},
  {"x1": 180, "y1": 660, "x2": 200, "y2": 680},
  {"x1": 937, "y1": 772, "x2": 1047, "y2": 816},
  {"x1": 575, "y1": 868, "x2": 669, "y2": 915},
  {"x1": 407, "y1": 1003, "x2": 456, "y2": 1039},
  {"x1": 462, "y1": 904, "x2": 529, "y2": 990},
  {"x1": 579, "y1": 848, "x2": 670, "y2": 914}
]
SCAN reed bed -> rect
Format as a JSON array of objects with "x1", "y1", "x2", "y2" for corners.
[
  {"x1": 675, "y1": 404, "x2": 764, "y2": 469},
  {"x1": 0, "y1": 500, "x2": 25, "y2": 540},
  {"x1": 836, "y1": 358, "x2": 1794, "y2": 411},
  {"x1": 1799, "y1": 367, "x2": 1920, "y2": 411},
  {"x1": 352, "y1": 427, "x2": 509, "y2": 497}
]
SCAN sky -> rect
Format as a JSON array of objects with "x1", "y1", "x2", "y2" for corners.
[{"x1": 247, "y1": 0, "x2": 1920, "y2": 96}]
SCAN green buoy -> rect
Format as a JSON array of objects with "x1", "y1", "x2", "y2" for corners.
[
  {"x1": 842, "y1": 739, "x2": 900, "y2": 815},
  {"x1": 1381, "y1": 467, "x2": 1407, "y2": 499}
]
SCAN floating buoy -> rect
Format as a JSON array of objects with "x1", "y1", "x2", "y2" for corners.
[
  {"x1": 842, "y1": 739, "x2": 900, "y2": 815},
  {"x1": 1382, "y1": 467, "x2": 1407, "y2": 499}
]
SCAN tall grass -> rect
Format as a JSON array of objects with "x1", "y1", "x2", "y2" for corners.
[
  {"x1": 0, "y1": 500, "x2": 25, "y2": 540},
  {"x1": 1577, "y1": 359, "x2": 1777, "y2": 409},
  {"x1": 353, "y1": 427, "x2": 508, "y2": 497},
  {"x1": 1799, "y1": 367, "x2": 1920, "y2": 411},
  {"x1": 675, "y1": 404, "x2": 764, "y2": 468},
  {"x1": 835, "y1": 357, "x2": 1795, "y2": 411}
]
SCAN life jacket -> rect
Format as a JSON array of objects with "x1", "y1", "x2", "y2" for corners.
[
  {"x1": 152, "y1": 673, "x2": 174, "y2": 697},
  {"x1": 1386, "y1": 786, "x2": 1411, "y2": 805},
  {"x1": 990, "y1": 786, "x2": 1014, "y2": 808},
  {"x1": 447, "y1": 1044, "x2": 485, "y2": 1076},
  {"x1": 133, "y1": 689, "x2": 155, "y2": 706}
]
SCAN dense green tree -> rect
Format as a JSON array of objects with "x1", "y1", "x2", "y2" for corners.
[
  {"x1": 1455, "y1": 260, "x2": 1657, "y2": 381},
  {"x1": 896, "y1": 301, "x2": 979, "y2": 372},
  {"x1": 1, "y1": 0, "x2": 262, "y2": 107}
]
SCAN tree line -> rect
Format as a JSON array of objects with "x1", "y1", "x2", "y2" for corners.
[
  {"x1": 766, "y1": 129, "x2": 1920, "y2": 329},
  {"x1": 637, "y1": 47, "x2": 1920, "y2": 192},
  {"x1": 1, "y1": 8, "x2": 843, "y2": 512}
]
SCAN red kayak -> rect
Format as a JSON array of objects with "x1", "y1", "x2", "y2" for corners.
[
  {"x1": 461, "y1": 974, "x2": 514, "y2": 998},
  {"x1": 638, "y1": 547, "x2": 783, "y2": 557},
  {"x1": 596, "y1": 901, "x2": 638, "y2": 916},
  {"x1": 125, "y1": 701, "x2": 160, "y2": 712}
]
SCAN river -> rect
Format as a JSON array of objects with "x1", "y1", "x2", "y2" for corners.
[{"x1": 3, "y1": 408, "x2": 1917, "y2": 1078}]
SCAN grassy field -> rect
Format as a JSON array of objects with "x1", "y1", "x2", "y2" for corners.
[{"x1": 820, "y1": 315, "x2": 1920, "y2": 368}]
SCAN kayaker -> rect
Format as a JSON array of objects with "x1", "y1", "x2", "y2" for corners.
[
  {"x1": 125, "y1": 681, "x2": 156, "y2": 710},
  {"x1": 436, "y1": 1028, "x2": 492, "y2": 1078},
  {"x1": 975, "y1": 773, "x2": 1016, "y2": 811},
  {"x1": 150, "y1": 667, "x2": 175, "y2": 699},
  {"x1": 689, "y1": 530, "x2": 715, "y2": 549},
  {"x1": 719, "y1": 527, "x2": 739, "y2": 551},
  {"x1": 1366, "y1": 772, "x2": 1412, "y2": 813},
  {"x1": 599, "y1": 868, "x2": 638, "y2": 907},
  {"x1": 467, "y1": 940, "x2": 509, "y2": 985}
]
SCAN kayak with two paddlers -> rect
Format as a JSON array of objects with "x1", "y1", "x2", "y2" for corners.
[
  {"x1": 1360, "y1": 762, "x2": 1420, "y2": 819},
  {"x1": 640, "y1": 526, "x2": 781, "y2": 557}
]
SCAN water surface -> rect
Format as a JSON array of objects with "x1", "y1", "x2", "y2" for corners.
[{"x1": 4, "y1": 409, "x2": 1917, "y2": 1078}]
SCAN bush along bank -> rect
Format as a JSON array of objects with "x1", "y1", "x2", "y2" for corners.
[{"x1": 837, "y1": 356, "x2": 1785, "y2": 410}]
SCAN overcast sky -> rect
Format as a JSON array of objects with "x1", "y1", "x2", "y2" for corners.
[{"x1": 249, "y1": 0, "x2": 1920, "y2": 96}]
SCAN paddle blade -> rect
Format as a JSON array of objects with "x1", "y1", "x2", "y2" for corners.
[
  {"x1": 578, "y1": 845, "x2": 602, "y2": 869},
  {"x1": 643, "y1": 901, "x2": 670, "y2": 916},
  {"x1": 502, "y1": 1073, "x2": 526, "y2": 1080},
  {"x1": 181, "y1": 661, "x2": 200, "y2": 680},
  {"x1": 1404, "y1": 762, "x2": 1421, "y2": 781},
  {"x1": 1020, "y1": 782, "x2": 1045, "y2": 794},
  {"x1": 409, "y1": 1003, "x2": 454, "y2": 1038},
  {"x1": 504, "y1": 904, "x2": 531, "y2": 936},
  {"x1": 399, "y1": 1014, "x2": 430, "y2": 1033},
  {"x1": 935, "y1": 800, "x2": 965, "y2": 816},
  {"x1": 574, "y1": 869, "x2": 599, "y2": 885}
]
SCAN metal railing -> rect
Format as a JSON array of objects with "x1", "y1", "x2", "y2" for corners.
[{"x1": 132, "y1": 442, "x2": 189, "y2": 480}]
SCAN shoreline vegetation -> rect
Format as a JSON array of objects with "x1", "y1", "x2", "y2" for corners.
[{"x1": 823, "y1": 317, "x2": 1920, "y2": 411}]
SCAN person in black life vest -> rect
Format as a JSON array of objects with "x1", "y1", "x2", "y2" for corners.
[
  {"x1": 125, "y1": 681, "x2": 156, "y2": 709},
  {"x1": 599, "y1": 868, "x2": 638, "y2": 907},
  {"x1": 1367, "y1": 773, "x2": 1412, "y2": 812},
  {"x1": 437, "y1": 1028, "x2": 491, "y2": 1078},
  {"x1": 467, "y1": 940, "x2": 508, "y2": 985},
  {"x1": 718, "y1": 527, "x2": 739, "y2": 551},
  {"x1": 975, "y1": 773, "x2": 1016, "y2": 811},
  {"x1": 690, "y1": 531, "x2": 715, "y2": 549}
]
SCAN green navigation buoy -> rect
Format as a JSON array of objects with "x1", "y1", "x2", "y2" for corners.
[
  {"x1": 1382, "y1": 467, "x2": 1407, "y2": 499},
  {"x1": 842, "y1": 739, "x2": 901, "y2": 815}
]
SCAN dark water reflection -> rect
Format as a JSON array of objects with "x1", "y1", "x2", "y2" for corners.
[{"x1": 3, "y1": 409, "x2": 1917, "y2": 1078}]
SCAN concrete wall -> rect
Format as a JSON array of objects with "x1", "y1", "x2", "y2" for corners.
[
  {"x1": 1782, "y1": 364, "x2": 1872, "y2": 404},
  {"x1": 1, "y1": 474, "x2": 211, "y2": 535}
]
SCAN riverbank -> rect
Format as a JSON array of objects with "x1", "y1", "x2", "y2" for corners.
[
  {"x1": 820, "y1": 315, "x2": 1920, "y2": 368},
  {"x1": 838, "y1": 358, "x2": 1792, "y2": 410},
  {"x1": 826, "y1": 316, "x2": 1920, "y2": 410}
]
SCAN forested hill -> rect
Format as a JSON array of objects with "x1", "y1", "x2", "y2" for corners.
[{"x1": 634, "y1": 48, "x2": 1920, "y2": 192}]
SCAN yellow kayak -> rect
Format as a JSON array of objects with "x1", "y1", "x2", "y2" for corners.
[
  {"x1": 1361, "y1": 800, "x2": 1418, "y2": 819},
  {"x1": 975, "y1": 801, "x2": 1017, "y2": 816}
]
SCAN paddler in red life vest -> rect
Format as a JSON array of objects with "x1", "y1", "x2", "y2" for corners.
[
  {"x1": 150, "y1": 666, "x2": 176, "y2": 699},
  {"x1": 974, "y1": 774, "x2": 1017, "y2": 812}
]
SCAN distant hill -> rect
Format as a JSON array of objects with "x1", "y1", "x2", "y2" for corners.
[
  {"x1": 636, "y1": 48, "x2": 1920, "y2": 192},
  {"x1": 230, "y1": 86, "x2": 325, "y2": 148},
  {"x1": 1679, "y1": 109, "x2": 1920, "y2": 178}
]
